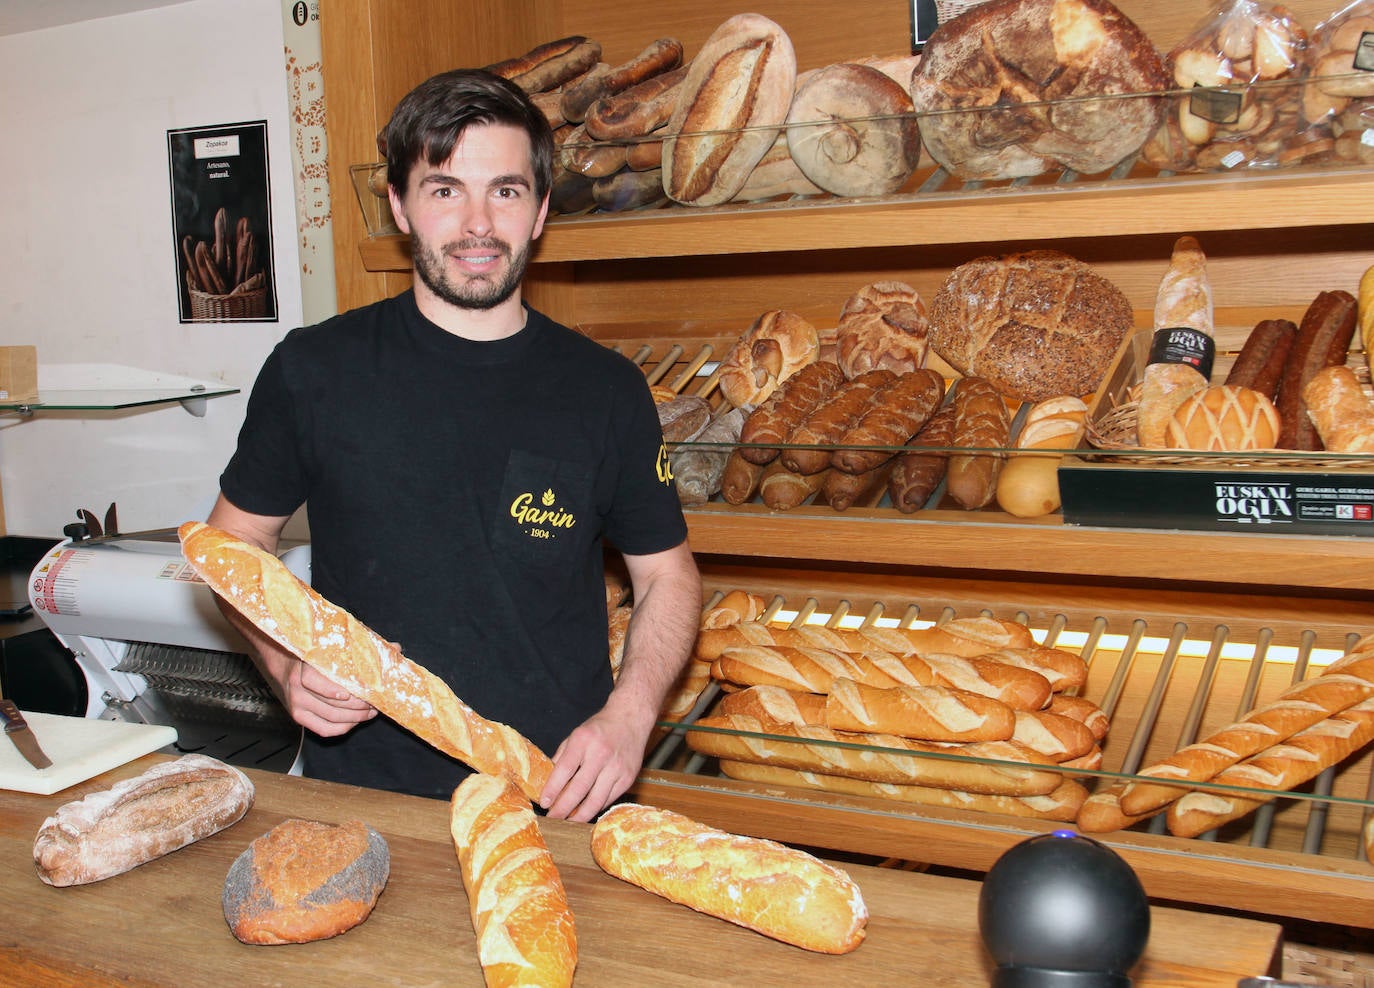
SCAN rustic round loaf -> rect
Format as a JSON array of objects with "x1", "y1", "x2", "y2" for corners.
[
  {"x1": 662, "y1": 13, "x2": 797, "y2": 205},
  {"x1": 717, "y1": 310, "x2": 821, "y2": 409},
  {"x1": 910, "y1": 0, "x2": 1168, "y2": 180},
  {"x1": 1165, "y1": 385, "x2": 1280, "y2": 451},
  {"x1": 928, "y1": 250, "x2": 1134, "y2": 403},
  {"x1": 223, "y1": 818, "x2": 390, "y2": 944},
  {"x1": 785, "y1": 63, "x2": 922, "y2": 197},
  {"x1": 836, "y1": 281, "x2": 930, "y2": 377}
]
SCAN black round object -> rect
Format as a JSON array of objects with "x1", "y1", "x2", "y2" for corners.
[{"x1": 979, "y1": 830, "x2": 1151, "y2": 987}]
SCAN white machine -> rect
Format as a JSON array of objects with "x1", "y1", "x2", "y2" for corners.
[{"x1": 27, "y1": 530, "x2": 303, "y2": 774}]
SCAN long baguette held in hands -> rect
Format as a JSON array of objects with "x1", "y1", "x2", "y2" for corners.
[
  {"x1": 178, "y1": 522, "x2": 553, "y2": 800},
  {"x1": 450, "y1": 773, "x2": 577, "y2": 988},
  {"x1": 590, "y1": 802, "x2": 867, "y2": 954}
]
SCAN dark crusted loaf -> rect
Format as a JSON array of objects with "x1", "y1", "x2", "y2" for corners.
[{"x1": 223, "y1": 818, "x2": 390, "y2": 944}]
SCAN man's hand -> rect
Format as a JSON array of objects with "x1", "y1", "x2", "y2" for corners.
[
  {"x1": 269, "y1": 649, "x2": 378, "y2": 738},
  {"x1": 539, "y1": 706, "x2": 652, "y2": 822}
]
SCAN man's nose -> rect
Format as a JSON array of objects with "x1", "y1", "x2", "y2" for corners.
[{"x1": 462, "y1": 196, "x2": 494, "y2": 238}]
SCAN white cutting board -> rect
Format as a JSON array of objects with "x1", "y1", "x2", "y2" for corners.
[{"x1": 0, "y1": 713, "x2": 178, "y2": 795}]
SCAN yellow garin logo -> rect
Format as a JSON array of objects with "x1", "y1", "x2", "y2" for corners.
[
  {"x1": 510, "y1": 488, "x2": 577, "y2": 530},
  {"x1": 656, "y1": 443, "x2": 673, "y2": 485}
]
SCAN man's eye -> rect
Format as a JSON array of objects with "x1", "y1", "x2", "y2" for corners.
[
  {"x1": 434, "y1": 186, "x2": 453, "y2": 198},
  {"x1": 496, "y1": 187, "x2": 519, "y2": 199}
]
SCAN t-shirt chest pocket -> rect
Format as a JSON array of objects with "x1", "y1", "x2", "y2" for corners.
[{"x1": 493, "y1": 450, "x2": 595, "y2": 566}]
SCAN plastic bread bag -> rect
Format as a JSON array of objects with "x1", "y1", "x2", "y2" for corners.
[
  {"x1": 1141, "y1": 0, "x2": 1312, "y2": 172},
  {"x1": 1299, "y1": 0, "x2": 1374, "y2": 164}
]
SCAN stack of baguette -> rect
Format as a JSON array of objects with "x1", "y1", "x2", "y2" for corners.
[
  {"x1": 1078, "y1": 644, "x2": 1374, "y2": 835},
  {"x1": 685, "y1": 614, "x2": 1107, "y2": 822}
]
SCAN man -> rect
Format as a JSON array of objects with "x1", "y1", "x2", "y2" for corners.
[{"x1": 205, "y1": 69, "x2": 701, "y2": 822}]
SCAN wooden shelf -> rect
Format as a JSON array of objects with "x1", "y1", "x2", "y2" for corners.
[{"x1": 357, "y1": 165, "x2": 1374, "y2": 271}]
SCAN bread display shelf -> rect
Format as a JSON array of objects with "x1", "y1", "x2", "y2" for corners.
[
  {"x1": 357, "y1": 158, "x2": 1374, "y2": 269},
  {"x1": 636, "y1": 584, "x2": 1374, "y2": 928}
]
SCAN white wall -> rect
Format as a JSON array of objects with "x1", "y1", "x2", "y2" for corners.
[{"x1": 0, "y1": 0, "x2": 309, "y2": 538}]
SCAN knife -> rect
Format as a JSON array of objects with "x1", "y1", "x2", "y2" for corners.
[{"x1": 1, "y1": 699, "x2": 53, "y2": 770}]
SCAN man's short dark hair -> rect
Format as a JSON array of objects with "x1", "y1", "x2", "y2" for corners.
[{"x1": 383, "y1": 69, "x2": 554, "y2": 203}]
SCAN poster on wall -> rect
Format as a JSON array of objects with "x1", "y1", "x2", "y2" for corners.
[{"x1": 167, "y1": 120, "x2": 279, "y2": 323}]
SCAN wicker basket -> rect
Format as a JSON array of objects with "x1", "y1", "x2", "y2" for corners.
[{"x1": 189, "y1": 286, "x2": 267, "y2": 321}]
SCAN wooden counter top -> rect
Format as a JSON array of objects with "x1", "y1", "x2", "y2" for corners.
[{"x1": 1, "y1": 757, "x2": 1281, "y2": 987}]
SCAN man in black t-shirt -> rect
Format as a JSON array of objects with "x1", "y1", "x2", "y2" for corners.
[{"x1": 204, "y1": 69, "x2": 701, "y2": 822}]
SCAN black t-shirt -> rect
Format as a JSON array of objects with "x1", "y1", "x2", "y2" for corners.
[{"x1": 220, "y1": 291, "x2": 687, "y2": 797}]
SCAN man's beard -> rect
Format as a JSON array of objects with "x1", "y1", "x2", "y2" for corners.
[{"x1": 410, "y1": 235, "x2": 530, "y2": 311}]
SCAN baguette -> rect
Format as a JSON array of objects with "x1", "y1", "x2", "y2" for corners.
[
  {"x1": 1012, "y1": 709, "x2": 1099, "y2": 762},
  {"x1": 485, "y1": 37, "x2": 603, "y2": 94},
  {"x1": 561, "y1": 38, "x2": 683, "y2": 125},
  {"x1": 695, "y1": 615, "x2": 1035, "y2": 661},
  {"x1": 975, "y1": 646, "x2": 1089, "y2": 692},
  {"x1": 1167, "y1": 697, "x2": 1374, "y2": 838},
  {"x1": 720, "y1": 760, "x2": 1089, "y2": 822},
  {"x1": 781, "y1": 369, "x2": 898, "y2": 475},
  {"x1": 686, "y1": 711, "x2": 1063, "y2": 795},
  {"x1": 719, "y1": 449, "x2": 766, "y2": 504},
  {"x1": 591, "y1": 802, "x2": 867, "y2": 953},
  {"x1": 757, "y1": 459, "x2": 827, "y2": 510},
  {"x1": 822, "y1": 460, "x2": 893, "y2": 512},
  {"x1": 1119, "y1": 652, "x2": 1374, "y2": 817},
  {"x1": 450, "y1": 773, "x2": 577, "y2": 988},
  {"x1": 831, "y1": 369, "x2": 945, "y2": 475},
  {"x1": 823, "y1": 676, "x2": 1016, "y2": 743},
  {"x1": 710, "y1": 644, "x2": 1053, "y2": 711},
  {"x1": 946, "y1": 377, "x2": 1010, "y2": 509},
  {"x1": 1047, "y1": 694, "x2": 1112, "y2": 741},
  {"x1": 178, "y1": 522, "x2": 553, "y2": 800},
  {"x1": 1076, "y1": 782, "x2": 1149, "y2": 833},
  {"x1": 34, "y1": 754, "x2": 253, "y2": 887}
]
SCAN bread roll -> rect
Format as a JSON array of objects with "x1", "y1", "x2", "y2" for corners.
[
  {"x1": 1302, "y1": 365, "x2": 1374, "y2": 454},
  {"x1": 591, "y1": 802, "x2": 867, "y2": 954},
  {"x1": 178, "y1": 522, "x2": 553, "y2": 800},
  {"x1": 784, "y1": 63, "x2": 921, "y2": 197},
  {"x1": 946, "y1": 377, "x2": 1010, "y2": 510},
  {"x1": 450, "y1": 773, "x2": 577, "y2": 988},
  {"x1": 738, "y1": 360, "x2": 846, "y2": 465},
  {"x1": 1165, "y1": 385, "x2": 1281, "y2": 451},
  {"x1": 782, "y1": 369, "x2": 898, "y2": 475},
  {"x1": 831, "y1": 369, "x2": 945, "y2": 475},
  {"x1": 929, "y1": 251, "x2": 1135, "y2": 403},
  {"x1": 888, "y1": 401, "x2": 957, "y2": 512},
  {"x1": 662, "y1": 14, "x2": 797, "y2": 206},
  {"x1": 656, "y1": 393, "x2": 712, "y2": 443},
  {"x1": 671, "y1": 406, "x2": 746, "y2": 506},
  {"x1": 717, "y1": 310, "x2": 821, "y2": 410},
  {"x1": 34, "y1": 754, "x2": 253, "y2": 887},
  {"x1": 223, "y1": 818, "x2": 390, "y2": 944},
  {"x1": 1136, "y1": 364, "x2": 1208, "y2": 448},
  {"x1": 835, "y1": 281, "x2": 930, "y2": 378}
]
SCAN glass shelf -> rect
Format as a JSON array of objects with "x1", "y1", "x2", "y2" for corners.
[{"x1": 0, "y1": 384, "x2": 239, "y2": 415}]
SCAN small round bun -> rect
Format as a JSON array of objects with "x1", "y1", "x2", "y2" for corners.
[
  {"x1": 1165, "y1": 385, "x2": 1280, "y2": 450},
  {"x1": 223, "y1": 818, "x2": 390, "y2": 944}
]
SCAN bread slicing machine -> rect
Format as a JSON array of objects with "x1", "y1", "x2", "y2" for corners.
[{"x1": 27, "y1": 529, "x2": 302, "y2": 774}]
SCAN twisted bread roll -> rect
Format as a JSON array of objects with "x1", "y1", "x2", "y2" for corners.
[
  {"x1": 686, "y1": 712, "x2": 1063, "y2": 795},
  {"x1": 591, "y1": 802, "x2": 867, "y2": 953},
  {"x1": 831, "y1": 369, "x2": 945, "y2": 475},
  {"x1": 738, "y1": 360, "x2": 846, "y2": 465},
  {"x1": 1167, "y1": 698, "x2": 1374, "y2": 838},
  {"x1": 782, "y1": 369, "x2": 898, "y2": 475},
  {"x1": 720, "y1": 760, "x2": 1089, "y2": 822},
  {"x1": 1119, "y1": 652, "x2": 1374, "y2": 817},
  {"x1": 710, "y1": 643, "x2": 1053, "y2": 711},
  {"x1": 696, "y1": 616, "x2": 1035, "y2": 661},
  {"x1": 179, "y1": 522, "x2": 553, "y2": 800},
  {"x1": 888, "y1": 400, "x2": 957, "y2": 513},
  {"x1": 450, "y1": 773, "x2": 576, "y2": 988},
  {"x1": 947, "y1": 377, "x2": 1010, "y2": 510}
]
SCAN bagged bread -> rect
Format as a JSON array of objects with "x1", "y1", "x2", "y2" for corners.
[
  {"x1": 1141, "y1": 0, "x2": 1311, "y2": 172},
  {"x1": 1299, "y1": 0, "x2": 1374, "y2": 164}
]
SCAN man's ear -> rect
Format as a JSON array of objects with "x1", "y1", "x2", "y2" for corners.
[
  {"x1": 531, "y1": 193, "x2": 550, "y2": 241},
  {"x1": 387, "y1": 182, "x2": 412, "y2": 236}
]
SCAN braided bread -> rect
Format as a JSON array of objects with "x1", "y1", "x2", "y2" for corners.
[
  {"x1": 590, "y1": 802, "x2": 867, "y2": 954},
  {"x1": 450, "y1": 773, "x2": 576, "y2": 987},
  {"x1": 179, "y1": 522, "x2": 553, "y2": 800}
]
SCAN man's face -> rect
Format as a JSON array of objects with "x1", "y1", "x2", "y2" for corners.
[{"x1": 388, "y1": 123, "x2": 549, "y2": 311}]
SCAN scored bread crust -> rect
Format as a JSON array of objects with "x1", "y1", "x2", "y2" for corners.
[
  {"x1": 836, "y1": 281, "x2": 931, "y2": 378},
  {"x1": 590, "y1": 802, "x2": 867, "y2": 953},
  {"x1": 450, "y1": 773, "x2": 577, "y2": 988},
  {"x1": 34, "y1": 753, "x2": 253, "y2": 887},
  {"x1": 929, "y1": 250, "x2": 1135, "y2": 403},
  {"x1": 911, "y1": 0, "x2": 1168, "y2": 180},
  {"x1": 178, "y1": 522, "x2": 553, "y2": 801},
  {"x1": 694, "y1": 614, "x2": 1035, "y2": 661}
]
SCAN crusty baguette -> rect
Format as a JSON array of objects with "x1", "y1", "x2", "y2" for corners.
[
  {"x1": 973, "y1": 646, "x2": 1089, "y2": 693},
  {"x1": 1167, "y1": 697, "x2": 1374, "y2": 838},
  {"x1": 1076, "y1": 782, "x2": 1149, "y2": 833},
  {"x1": 34, "y1": 754, "x2": 253, "y2": 887},
  {"x1": 709, "y1": 643, "x2": 1053, "y2": 711},
  {"x1": 686, "y1": 711, "x2": 1063, "y2": 795},
  {"x1": 1046, "y1": 694, "x2": 1112, "y2": 741},
  {"x1": 1119, "y1": 651, "x2": 1374, "y2": 816},
  {"x1": 946, "y1": 376, "x2": 1010, "y2": 509},
  {"x1": 1011, "y1": 709, "x2": 1099, "y2": 762},
  {"x1": 1152, "y1": 235, "x2": 1213, "y2": 334},
  {"x1": 590, "y1": 802, "x2": 867, "y2": 953},
  {"x1": 719, "y1": 759, "x2": 1089, "y2": 822},
  {"x1": 823, "y1": 676, "x2": 1016, "y2": 743},
  {"x1": 450, "y1": 773, "x2": 577, "y2": 988},
  {"x1": 178, "y1": 522, "x2": 553, "y2": 800},
  {"x1": 695, "y1": 616, "x2": 1036, "y2": 662}
]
